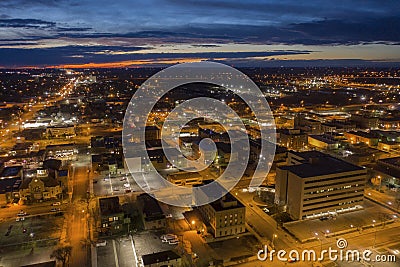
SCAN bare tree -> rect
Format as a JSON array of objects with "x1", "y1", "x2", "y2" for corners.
[{"x1": 50, "y1": 246, "x2": 72, "y2": 267}]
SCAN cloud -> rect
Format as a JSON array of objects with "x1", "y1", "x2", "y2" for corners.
[
  {"x1": 0, "y1": 18, "x2": 56, "y2": 28},
  {"x1": 190, "y1": 44, "x2": 222, "y2": 48},
  {"x1": 0, "y1": 0, "x2": 399, "y2": 66},
  {"x1": 287, "y1": 16, "x2": 400, "y2": 45},
  {"x1": 0, "y1": 46, "x2": 310, "y2": 67}
]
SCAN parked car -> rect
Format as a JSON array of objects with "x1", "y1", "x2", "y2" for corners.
[
  {"x1": 96, "y1": 240, "x2": 107, "y2": 247},
  {"x1": 52, "y1": 202, "x2": 61, "y2": 206},
  {"x1": 17, "y1": 211, "x2": 26, "y2": 216},
  {"x1": 161, "y1": 234, "x2": 177, "y2": 243},
  {"x1": 168, "y1": 239, "x2": 179, "y2": 245}
]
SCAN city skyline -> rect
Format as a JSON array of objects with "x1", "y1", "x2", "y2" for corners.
[{"x1": 0, "y1": 0, "x2": 399, "y2": 68}]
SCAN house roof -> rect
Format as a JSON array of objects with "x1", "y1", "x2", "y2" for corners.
[{"x1": 142, "y1": 250, "x2": 180, "y2": 265}]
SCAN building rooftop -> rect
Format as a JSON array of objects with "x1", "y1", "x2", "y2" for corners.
[
  {"x1": 46, "y1": 143, "x2": 75, "y2": 150},
  {"x1": 378, "y1": 157, "x2": 400, "y2": 166},
  {"x1": 43, "y1": 159, "x2": 62, "y2": 170},
  {"x1": 19, "y1": 176, "x2": 59, "y2": 189},
  {"x1": 142, "y1": 250, "x2": 180, "y2": 266},
  {"x1": 0, "y1": 177, "x2": 21, "y2": 194},
  {"x1": 137, "y1": 193, "x2": 165, "y2": 220},
  {"x1": 99, "y1": 196, "x2": 121, "y2": 216},
  {"x1": 168, "y1": 171, "x2": 202, "y2": 181},
  {"x1": 289, "y1": 150, "x2": 326, "y2": 161},
  {"x1": 346, "y1": 131, "x2": 378, "y2": 139},
  {"x1": 309, "y1": 134, "x2": 338, "y2": 144},
  {"x1": 209, "y1": 192, "x2": 245, "y2": 212},
  {"x1": 0, "y1": 166, "x2": 23, "y2": 178},
  {"x1": 281, "y1": 155, "x2": 365, "y2": 178},
  {"x1": 279, "y1": 128, "x2": 306, "y2": 136}
]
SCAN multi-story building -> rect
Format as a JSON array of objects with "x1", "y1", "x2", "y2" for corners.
[
  {"x1": 249, "y1": 139, "x2": 286, "y2": 170},
  {"x1": 167, "y1": 171, "x2": 203, "y2": 186},
  {"x1": 308, "y1": 135, "x2": 339, "y2": 150},
  {"x1": 278, "y1": 129, "x2": 308, "y2": 151},
  {"x1": 276, "y1": 151, "x2": 367, "y2": 220},
  {"x1": 99, "y1": 196, "x2": 125, "y2": 234},
  {"x1": 192, "y1": 140, "x2": 237, "y2": 167},
  {"x1": 379, "y1": 117, "x2": 400, "y2": 130},
  {"x1": 344, "y1": 131, "x2": 379, "y2": 146},
  {"x1": 145, "y1": 125, "x2": 161, "y2": 141},
  {"x1": 377, "y1": 157, "x2": 400, "y2": 185},
  {"x1": 198, "y1": 192, "x2": 246, "y2": 238},
  {"x1": 46, "y1": 125, "x2": 76, "y2": 138},
  {"x1": 351, "y1": 114, "x2": 379, "y2": 129}
]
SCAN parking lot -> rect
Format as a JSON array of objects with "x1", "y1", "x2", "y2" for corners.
[
  {"x1": 97, "y1": 232, "x2": 179, "y2": 267},
  {"x1": 133, "y1": 231, "x2": 178, "y2": 259},
  {"x1": 97, "y1": 236, "x2": 137, "y2": 267},
  {"x1": 0, "y1": 214, "x2": 63, "y2": 247},
  {"x1": 93, "y1": 172, "x2": 142, "y2": 197},
  {"x1": 284, "y1": 199, "x2": 399, "y2": 242}
]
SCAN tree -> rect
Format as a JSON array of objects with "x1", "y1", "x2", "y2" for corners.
[{"x1": 50, "y1": 246, "x2": 72, "y2": 267}]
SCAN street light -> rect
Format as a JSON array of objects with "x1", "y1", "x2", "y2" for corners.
[
  {"x1": 272, "y1": 234, "x2": 277, "y2": 248},
  {"x1": 377, "y1": 175, "x2": 382, "y2": 192},
  {"x1": 373, "y1": 224, "x2": 377, "y2": 248}
]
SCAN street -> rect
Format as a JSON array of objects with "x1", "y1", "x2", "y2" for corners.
[{"x1": 68, "y1": 161, "x2": 90, "y2": 267}]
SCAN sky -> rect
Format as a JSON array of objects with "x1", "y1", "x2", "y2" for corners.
[{"x1": 0, "y1": 0, "x2": 399, "y2": 68}]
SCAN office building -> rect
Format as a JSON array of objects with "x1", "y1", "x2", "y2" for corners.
[{"x1": 276, "y1": 151, "x2": 367, "y2": 220}]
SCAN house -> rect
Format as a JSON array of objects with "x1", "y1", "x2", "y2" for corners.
[
  {"x1": 141, "y1": 250, "x2": 182, "y2": 267},
  {"x1": 0, "y1": 178, "x2": 21, "y2": 205},
  {"x1": 137, "y1": 193, "x2": 166, "y2": 230},
  {"x1": 99, "y1": 196, "x2": 125, "y2": 234},
  {"x1": 91, "y1": 153, "x2": 124, "y2": 174}
]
